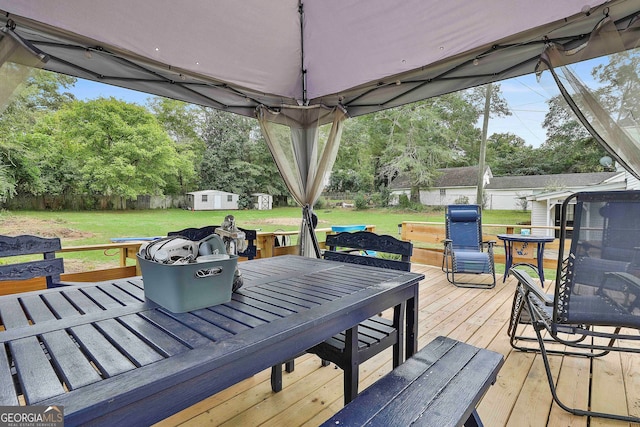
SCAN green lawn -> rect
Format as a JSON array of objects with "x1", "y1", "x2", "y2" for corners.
[
  {"x1": 0, "y1": 207, "x2": 532, "y2": 271},
  {"x1": 0, "y1": 206, "x2": 530, "y2": 244}
]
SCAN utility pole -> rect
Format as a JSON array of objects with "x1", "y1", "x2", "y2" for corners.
[{"x1": 476, "y1": 83, "x2": 492, "y2": 210}]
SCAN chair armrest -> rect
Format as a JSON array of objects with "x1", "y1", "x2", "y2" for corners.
[
  {"x1": 633, "y1": 247, "x2": 640, "y2": 267},
  {"x1": 602, "y1": 271, "x2": 640, "y2": 312},
  {"x1": 510, "y1": 268, "x2": 553, "y2": 306},
  {"x1": 604, "y1": 272, "x2": 640, "y2": 290},
  {"x1": 577, "y1": 240, "x2": 601, "y2": 256},
  {"x1": 481, "y1": 240, "x2": 496, "y2": 254}
]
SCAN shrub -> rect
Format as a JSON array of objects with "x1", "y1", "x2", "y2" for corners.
[
  {"x1": 237, "y1": 194, "x2": 253, "y2": 210},
  {"x1": 398, "y1": 194, "x2": 411, "y2": 208},
  {"x1": 354, "y1": 193, "x2": 369, "y2": 210},
  {"x1": 314, "y1": 197, "x2": 326, "y2": 210},
  {"x1": 371, "y1": 186, "x2": 391, "y2": 208},
  {"x1": 454, "y1": 195, "x2": 469, "y2": 205},
  {"x1": 481, "y1": 190, "x2": 489, "y2": 209},
  {"x1": 515, "y1": 192, "x2": 529, "y2": 211}
]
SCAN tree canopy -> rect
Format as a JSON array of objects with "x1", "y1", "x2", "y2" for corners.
[{"x1": 0, "y1": 61, "x2": 623, "y2": 210}]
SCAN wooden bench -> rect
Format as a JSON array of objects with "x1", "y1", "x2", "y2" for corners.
[
  {"x1": 0, "y1": 235, "x2": 65, "y2": 291},
  {"x1": 320, "y1": 336, "x2": 504, "y2": 427}
]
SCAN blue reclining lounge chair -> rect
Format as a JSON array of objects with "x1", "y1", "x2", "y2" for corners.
[{"x1": 442, "y1": 204, "x2": 496, "y2": 289}]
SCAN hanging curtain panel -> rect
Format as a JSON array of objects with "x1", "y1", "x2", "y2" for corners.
[
  {"x1": 257, "y1": 104, "x2": 346, "y2": 257},
  {"x1": 537, "y1": 14, "x2": 640, "y2": 179},
  {"x1": 0, "y1": 24, "x2": 48, "y2": 114}
]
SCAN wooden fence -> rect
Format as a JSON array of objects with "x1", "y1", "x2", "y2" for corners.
[
  {"x1": 1, "y1": 223, "x2": 562, "y2": 296},
  {"x1": 400, "y1": 221, "x2": 565, "y2": 270}
]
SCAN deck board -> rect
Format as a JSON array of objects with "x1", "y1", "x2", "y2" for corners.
[{"x1": 153, "y1": 264, "x2": 640, "y2": 427}]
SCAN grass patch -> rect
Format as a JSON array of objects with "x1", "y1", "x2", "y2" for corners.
[{"x1": 0, "y1": 207, "x2": 531, "y2": 270}]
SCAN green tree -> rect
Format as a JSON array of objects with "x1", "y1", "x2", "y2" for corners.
[
  {"x1": 330, "y1": 117, "x2": 375, "y2": 192},
  {"x1": 199, "y1": 108, "x2": 254, "y2": 194},
  {"x1": 327, "y1": 169, "x2": 368, "y2": 192},
  {"x1": 148, "y1": 98, "x2": 201, "y2": 144},
  {"x1": 461, "y1": 83, "x2": 511, "y2": 165},
  {"x1": 19, "y1": 114, "x2": 82, "y2": 200},
  {"x1": 592, "y1": 50, "x2": 640, "y2": 124},
  {"x1": 49, "y1": 98, "x2": 193, "y2": 205},
  {"x1": 246, "y1": 133, "x2": 289, "y2": 202},
  {"x1": 540, "y1": 95, "x2": 607, "y2": 174},
  {"x1": 198, "y1": 108, "x2": 288, "y2": 204},
  {"x1": 0, "y1": 70, "x2": 76, "y2": 201},
  {"x1": 148, "y1": 98, "x2": 205, "y2": 192},
  {"x1": 486, "y1": 132, "x2": 538, "y2": 175},
  {"x1": 374, "y1": 94, "x2": 479, "y2": 202},
  {"x1": 149, "y1": 100, "x2": 288, "y2": 205},
  {"x1": 536, "y1": 51, "x2": 640, "y2": 175}
]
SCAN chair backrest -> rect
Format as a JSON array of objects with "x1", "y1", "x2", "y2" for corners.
[
  {"x1": 445, "y1": 205, "x2": 483, "y2": 251},
  {"x1": 323, "y1": 231, "x2": 413, "y2": 271},
  {"x1": 168, "y1": 225, "x2": 257, "y2": 259},
  {"x1": 0, "y1": 235, "x2": 64, "y2": 288},
  {"x1": 600, "y1": 199, "x2": 640, "y2": 262},
  {"x1": 556, "y1": 191, "x2": 640, "y2": 328}
]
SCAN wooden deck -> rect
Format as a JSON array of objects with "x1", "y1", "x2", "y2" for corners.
[{"x1": 153, "y1": 264, "x2": 640, "y2": 427}]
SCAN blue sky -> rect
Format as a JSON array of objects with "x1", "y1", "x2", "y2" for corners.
[
  {"x1": 69, "y1": 73, "x2": 555, "y2": 148},
  {"x1": 70, "y1": 79, "x2": 151, "y2": 105},
  {"x1": 487, "y1": 73, "x2": 554, "y2": 148}
]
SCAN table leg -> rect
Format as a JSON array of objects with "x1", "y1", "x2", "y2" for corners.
[
  {"x1": 392, "y1": 302, "x2": 406, "y2": 367},
  {"x1": 503, "y1": 241, "x2": 513, "y2": 282},
  {"x1": 405, "y1": 284, "x2": 418, "y2": 358},
  {"x1": 344, "y1": 326, "x2": 359, "y2": 405},
  {"x1": 536, "y1": 243, "x2": 546, "y2": 286},
  {"x1": 271, "y1": 364, "x2": 283, "y2": 392}
]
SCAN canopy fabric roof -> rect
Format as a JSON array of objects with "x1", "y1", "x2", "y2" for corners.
[{"x1": 1, "y1": 0, "x2": 639, "y2": 125}]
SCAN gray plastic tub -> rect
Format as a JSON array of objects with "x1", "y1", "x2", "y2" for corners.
[{"x1": 138, "y1": 253, "x2": 238, "y2": 313}]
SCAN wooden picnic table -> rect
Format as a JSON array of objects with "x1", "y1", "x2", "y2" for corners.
[{"x1": 0, "y1": 255, "x2": 423, "y2": 426}]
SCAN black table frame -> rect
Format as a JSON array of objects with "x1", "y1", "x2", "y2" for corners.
[
  {"x1": 498, "y1": 233, "x2": 555, "y2": 285},
  {"x1": 0, "y1": 255, "x2": 423, "y2": 426}
]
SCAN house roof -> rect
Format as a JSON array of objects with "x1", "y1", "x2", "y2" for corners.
[
  {"x1": 389, "y1": 168, "x2": 622, "y2": 191},
  {"x1": 188, "y1": 190, "x2": 238, "y2": 196},
  {"x1": 389, "y1": 166, "x2": 490, "y2": 190},
  {"x1": 433, "y1": 166, "x2": 490, "y2": 187},
  {"x1": 485, "y1": 172, "x2": 620, "y2": 190}
]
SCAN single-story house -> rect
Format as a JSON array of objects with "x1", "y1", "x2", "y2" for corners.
[
  {"x1": 252, "y1": 193, "x2": 273, "y2": 210},
  {"x1": 389, "y1": 165, "x2": 623, "y2": 212},
  {"x1": 484, "y1": 171, "x2": 621, "y2": 210},
  {"x1": 187, "y1": 190, "x2": 239, "y2": 211},
  {"x1": 525, "y1": 167, "x2": 638, "y2": 236},
  {"x1": 390, "y1": 166, "x2": 492, "y2": 206},
  {"x1": 390, "y1": 164, "x2": 640, "y2": 237}
]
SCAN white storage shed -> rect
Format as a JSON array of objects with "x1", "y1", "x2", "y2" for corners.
[
  {"x1": 252, "y1": 193, "x2": 273, "y2": 210},
  {"x1": 188, "y1": 190, "x2": 239, "y2": 211}
]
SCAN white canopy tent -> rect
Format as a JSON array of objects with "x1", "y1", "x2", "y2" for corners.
[
  {"x1": 1, "y1": 0, "x2": 639, "y2": 255},
  {"x1": 2, "y1": 1, "x2": 638, "y2": 122}
]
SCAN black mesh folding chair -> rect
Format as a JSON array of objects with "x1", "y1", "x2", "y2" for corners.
[{"x1": 511, "y1": 190, "x2": 640, "y2": 422}]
